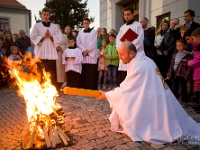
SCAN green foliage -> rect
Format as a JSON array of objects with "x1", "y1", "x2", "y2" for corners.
[{"x1": 35, "y1": 0, "x2": 94, "y2": 31}]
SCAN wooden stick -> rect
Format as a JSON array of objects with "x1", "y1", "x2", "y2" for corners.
[
  {"x1": 49, "y1": 126, "x2": 56, "y2": 147},
  {"x1": 57, "y1": 130, "x2": 68, "y2": 145},
  {"x1": 42, "y1": 126, "x2": 51, "y2": 148},
  {"x1": 57, "y1": 126, "x2": 70, "y2": 141},
  {"x1": 53, "y1": 126, "x2": 61, "y2": 145},
  {"x1": 30, "y1": 115, "x2": 39, "y2": 148},
  {"x1": 30, "y1": 130, "x2": 36, "y2": 148}
]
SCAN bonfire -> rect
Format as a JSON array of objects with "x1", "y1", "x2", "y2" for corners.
[{"x1": 7, "y1": 52, "x2": 74, "y2": 149}]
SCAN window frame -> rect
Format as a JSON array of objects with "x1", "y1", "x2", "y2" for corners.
[
  {"x1": 156, "y1": 12, "x2": 171, "y2": 29},
  {"x1": 0, "y1": 17, "x2": 10, "y2": 31}
]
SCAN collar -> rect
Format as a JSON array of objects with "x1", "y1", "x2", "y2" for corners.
[
  {"x1": 83, "y1": 28, "x2": 92, "y2": 33},
  {"x1": 68, "y1": 45, "x2": 77, "y2": 49},
  {"x1": 184, "y1": 20, "x2": 193, "y2": 27},
  {"x1": 42, "y1": 21, "x2": 51, "y2": 27},
  {"x1": 126, "y1": 19, "x2": 135, "y2": 25},
  {"x1": 109, "y1": 42, "x2": 116, "y2": 45},
  {"x1": 127, "y1": 51, "x2": 146, "y2": 68}
]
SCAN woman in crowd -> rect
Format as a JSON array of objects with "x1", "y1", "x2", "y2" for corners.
[
  {"x1": 4, "y1": 32, "x2": 15, "y2": 56},
  {"x1": 154, "y1": 19, "x2": 170, "y2": 77},
  {"x1": 155, "y1": 20, "x2": 170, "y2": 55},
  {"x1": 97, "y1": 28, "x2": 109, "y2": 49},
  {"x1": 64, "y1": 25, "x2": 73, "y2": 38}
]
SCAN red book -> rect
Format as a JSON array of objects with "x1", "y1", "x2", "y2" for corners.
[{"x1": 120, "y1": 28, "x2": 138, "y2": 42}]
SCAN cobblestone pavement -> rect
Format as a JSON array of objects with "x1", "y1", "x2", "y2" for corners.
[{"x1": 1, "y1": 88, "x2": 200, "y2": 150}]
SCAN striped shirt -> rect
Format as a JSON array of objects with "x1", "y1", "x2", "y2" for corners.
[{"x1": 174, "y1": 51, "x2": 188, "y2": 71}]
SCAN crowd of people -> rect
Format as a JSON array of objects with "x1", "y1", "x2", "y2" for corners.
[{"x1": 0, "y1": 7, "x2": 200, "y2": 110}]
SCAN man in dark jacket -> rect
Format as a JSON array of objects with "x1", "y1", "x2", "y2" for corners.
[
  {"x1": 159, "y1": 18, "x2": 181, "y2": 87},
  {"x1": 183, "y1": 9, "x2": 200, "y2": 32},
  {"x1": 15, "y1": 30, "x2": 31, "y2": 55}
]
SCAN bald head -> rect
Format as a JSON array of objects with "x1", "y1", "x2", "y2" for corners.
[
  {"x1": 119, "y1": 41, "x2": 137, "y2": 53},
  {"x1": 118, "y1": 41, "x2": 137, "y2": 64}
]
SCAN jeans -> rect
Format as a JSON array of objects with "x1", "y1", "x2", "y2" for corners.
[
  {"x1": 107, "y1": 65, "x2": 118, "y2": 86},
  {"x1": 172, "y1": 76, "x2": 188, "y2": 103},
  {"x1": 98, "y1": 70, "x2": 107, "y2": 86}
]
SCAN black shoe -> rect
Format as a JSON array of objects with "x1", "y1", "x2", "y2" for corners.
[
  {"x1": 192, "y1": 106, "x2": 200, "y2": 109},
  {"x1": 195, "y1": 110, "x2": 200, "y2": 114}
]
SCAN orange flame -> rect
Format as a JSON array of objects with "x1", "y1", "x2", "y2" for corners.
[{"x1": 7, "y1": 52, "x2": 60, "y2": 136}]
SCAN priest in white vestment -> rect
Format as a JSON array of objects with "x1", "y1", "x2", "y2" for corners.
[
  {"x1": 30, "y1": 8, "x2": 62, "y2": 89},
  {"x1": 98, "y1": 41, "x2": 200, "y2": 145},
  {"x1": 116, "y1": 6, "x2": 144, "y2": 85}
]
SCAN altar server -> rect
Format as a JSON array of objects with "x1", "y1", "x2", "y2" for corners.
[
  {"x1": 76, "y1": 18, "x2": 98, "y2": 90},
  {"x1": 30, "y1": 8, "x2": 62, "y2": 89},
  {"x1": 116, "y1": 6, "x2": 144, "y2": 85},
  {"x1": 62, "y1": 36, "x2": 83, "y2": 88}
]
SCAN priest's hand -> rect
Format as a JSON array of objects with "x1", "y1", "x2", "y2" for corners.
[
  {"x1": 110, "y1": 56, "x2": 113, "y2": 60},
  {"x1": 97, "y1": 90, "x2": 106, "y2": 100}
]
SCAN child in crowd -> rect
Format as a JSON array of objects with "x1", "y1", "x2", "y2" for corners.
[
  {"x1": 8, "y1": 46, "x2": 22, "y2": 66},
  {"x1": 167, "y1": 39, "x2": 193, "y2": 107},
  {"x1": 183, "y1": 29, "x2": 195, "y2": 99},
  {"x1": 104, "y1": 33, "x2": 119, "y2": 90},
  {"x1": 180, "y1": 26, "x2": 190, "y2": 38},
  {"x1": 188, "y1": 28, "x2": 200, "y2": 112},
  {"x1": 62, "y1": 36, "x2": 83, "y2": 88},
  {"x1": 25, "y1": 42, "x2": 35, "y2": 57},
  {"x1": 97, "y1": 39, "x2": 108, "y2": 90}
]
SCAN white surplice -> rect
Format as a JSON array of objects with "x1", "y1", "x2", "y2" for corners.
[
  {"x1": 116, "y1": 21, "x2": 144, "y2": 71},
  {"x1": 106, "y1": 51, "x2": 200, "y2": 144},
  {"x1": 30, "y1": 22, "x2": 62, "y2": 60},
  {"x1": 76, "y1": 29, "x2": 98, "y2": 64},
  {"x1": 62, "y1": 48, "x2": 83, "y2": 74}
]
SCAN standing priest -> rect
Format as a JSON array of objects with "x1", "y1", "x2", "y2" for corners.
[
  {"x1": 30, "y1": 8, "x2": 62, "y2": 89},
  {"x1": 98, "y1": 41, "x2": 200, "y2": 144},
  {"x1": 116, "y1": 6, "x2": 144, "y2": 85},
  {"x1": 76, "y1": 18, "x2": 98, "y2": 90}
]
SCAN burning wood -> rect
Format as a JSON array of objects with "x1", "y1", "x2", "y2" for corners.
[
  {"x1": 21, "y1": 107, "x2": 75, "y2": 149},
  {"x1": 6, "y1": 53, "x2": 75, "y2": 149}
]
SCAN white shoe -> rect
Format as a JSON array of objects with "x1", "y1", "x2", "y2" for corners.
[
  {"x1": 102, "y1": 85, "x2": 106, "y2": 89},
  {"x1": 97, "y1": 85, "x2": 101, "y2": 90},
  {"x1": 61, "y1": 82, "x2": 67, "y2": 89}
]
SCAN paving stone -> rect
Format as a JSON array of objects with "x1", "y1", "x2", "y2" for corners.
[
  {"x1": 105, "y1": 141, "x2": 116, "y2": 148},
  {"x1": 163, "y1": 147, "x2": 176, "y2": 150},
  {"x1": 77, "y1": 119, "x2": 89, "y2": 124},
  {"x1": 150, "y1": 144, "x2": 166, "y2": 149},
  {"x1": 97, "y1": 132, "x2": 107, "y2": 138},
  {"x1": 140, "y1": 146, "x2": 154, "y2": 150},
  {"x1": 172, "y1": 145, "x2": 188, "y2": 150},
  {"x1": 127, "y1": 142, "x2": 142, "y2": 148}
]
